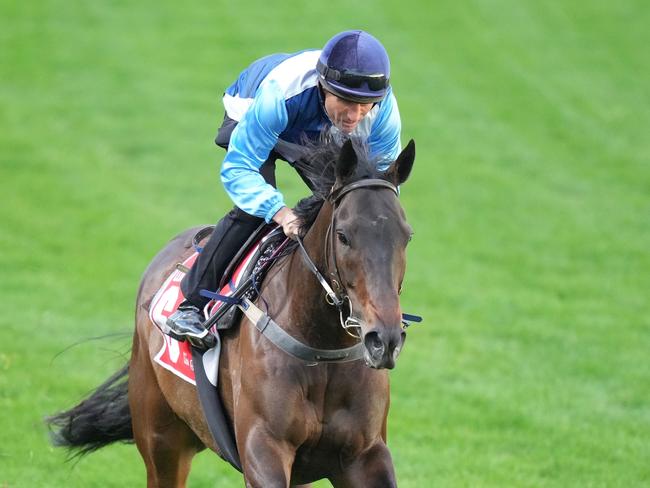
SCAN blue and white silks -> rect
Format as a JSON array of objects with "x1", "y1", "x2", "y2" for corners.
[{"x1": 220, "y1": 50, "x2": 402, "y2": 222}]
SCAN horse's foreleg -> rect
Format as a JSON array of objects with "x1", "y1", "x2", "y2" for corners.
[
  {"x1": 331, "y1": 441, "x2": 397, "y2": 488},
  {"x1": 129, "y1": 330, "x2": 204, "y2": 488},
  {"x1": 239, "y1": 425, "x2": 297, "y2": 488}
]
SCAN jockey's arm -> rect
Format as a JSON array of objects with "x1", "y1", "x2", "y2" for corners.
[{"x1": 220, "y1": 80, "x2": 290, "y2": 224}]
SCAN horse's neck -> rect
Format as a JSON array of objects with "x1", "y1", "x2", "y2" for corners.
[{"x1": 279, "y1": 203, "x2": 357, "y2": 350}]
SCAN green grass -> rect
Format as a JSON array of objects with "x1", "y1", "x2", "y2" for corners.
[{"x1": 1, "y1": 0, "x2": 649, "y2": 486}]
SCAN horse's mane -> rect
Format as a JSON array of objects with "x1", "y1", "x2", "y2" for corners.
[{"x1": 291, "y1": 136, "x2": 386, "y2": 234}]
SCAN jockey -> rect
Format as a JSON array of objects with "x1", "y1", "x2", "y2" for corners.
[{"x1": 164, "y1": 30, "x2": 402, "y2": 346}]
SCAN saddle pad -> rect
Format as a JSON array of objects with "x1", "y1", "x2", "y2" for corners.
[
  {"x1": 150, "y1": 252, "x2": 200, "y2": 384},
  {"x1": 150, "y1": 229, "x2": 276, "y2": 384}
]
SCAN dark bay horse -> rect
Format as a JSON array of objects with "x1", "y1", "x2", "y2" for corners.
[{"x1": 48, "y1": 138, "x2": 415, "y2": 487}]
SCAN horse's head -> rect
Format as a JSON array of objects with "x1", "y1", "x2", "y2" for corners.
[{"x1": 329, "y1": 139, "x2": 415, "y2": 369}]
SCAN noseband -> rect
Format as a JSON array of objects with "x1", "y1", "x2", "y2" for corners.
[{"x1": 298, "y1": 178, "x2": 399, "y2": 338}]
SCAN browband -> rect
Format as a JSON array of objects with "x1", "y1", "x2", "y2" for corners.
[{"x1": 328, "y1": 179, "x2": 397, "y2": 204}]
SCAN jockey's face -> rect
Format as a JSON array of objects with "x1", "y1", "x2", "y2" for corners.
[{"x1": 323, "y1": 90, "x2": 374, "y2": 134}]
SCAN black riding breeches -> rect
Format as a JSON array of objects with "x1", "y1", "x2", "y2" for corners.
[
  {"x1": 180, "y1": 205, "x2": 265, "y2": 308},
  {"x1": 180, "y1": 113, "x2": 316, "y2": 308}
]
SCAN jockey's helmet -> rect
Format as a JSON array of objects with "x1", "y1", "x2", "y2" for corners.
[{"x1": 317, "y1": 30, "x2": 391, "y2": 104}]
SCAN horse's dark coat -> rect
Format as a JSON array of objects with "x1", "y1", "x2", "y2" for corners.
[{"x1": 48, "y1": 138, "x2": 416, "y2": 488}]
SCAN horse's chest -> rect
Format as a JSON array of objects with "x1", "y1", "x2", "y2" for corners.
[
  {"x1": 291, "y1": 393, "x2": 388, "y2": 478},
  {"x1": 303, "y1": 375, "x2": 389, "y2": 447},
  {"x1": 320, "y1": 405, "x2": 381, "y2": 443}
]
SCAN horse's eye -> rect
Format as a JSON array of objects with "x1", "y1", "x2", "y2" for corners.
[
  {"x1": 408, "y1": 233, "x2": 414, "y2": 243},
  {"x1": 337, "y1": 230, "x2": 350, "y2": 246}
]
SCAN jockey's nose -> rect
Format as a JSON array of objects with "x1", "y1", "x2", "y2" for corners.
[
  {"x1": 350, "y1": 104, "x2": 363, "y2": 121},
  {"x1": 342, "y1": 103, "x2": 360, "y2": 123},
  {"x1": 363, "y1": 327, "x2": 406, "y2": 369}
]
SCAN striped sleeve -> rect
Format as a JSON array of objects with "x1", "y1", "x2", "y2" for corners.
[{"x1": 220, "y1": 80, "x2": 289, "y2": 222}]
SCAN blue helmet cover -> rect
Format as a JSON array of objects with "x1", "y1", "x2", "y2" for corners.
[{"x1": 318, "y1": 30, "x2": 391, "y2": 103}]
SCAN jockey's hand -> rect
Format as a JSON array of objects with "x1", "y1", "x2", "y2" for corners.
[{"x1": 273, "y1": 206, "x2": 302, "y2": 240}]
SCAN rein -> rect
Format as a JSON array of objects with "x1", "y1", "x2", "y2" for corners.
[{"x1": 297, "y1": 238, "x2": 342, "y2": 308}]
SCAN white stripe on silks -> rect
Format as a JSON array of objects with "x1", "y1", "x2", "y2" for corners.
[
  {"x1": 224, "y1": 51, "x2": 321, "y2": 122},
  {"x1": 223, "y1": 94, "x2": 254, "y2": 122},
  {"x1": 262, "y1": 50, "x2": 321, "y2": 99}
]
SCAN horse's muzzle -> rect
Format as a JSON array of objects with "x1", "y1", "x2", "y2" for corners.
[{"x1": 363, "y1": 328, "x2": 406, "y2": 369}]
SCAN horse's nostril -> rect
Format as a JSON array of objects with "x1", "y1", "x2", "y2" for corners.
[
  {"x1": 364, "y1": 331, "x2": 384, "y2": 359},
  {"x1": 367, "y1": 332, "x2": 382, "y2": 349}
]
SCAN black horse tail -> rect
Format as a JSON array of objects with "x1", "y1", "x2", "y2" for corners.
[{"x1": 46, "y1": 364, "x2": 133, "y2": 456}]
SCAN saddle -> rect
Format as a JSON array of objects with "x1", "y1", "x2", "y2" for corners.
[{"x1": 199, "y1": 223, "x2": 287, "y2": 331}]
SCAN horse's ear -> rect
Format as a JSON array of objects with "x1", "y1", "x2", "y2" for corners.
[
  {"x1": 336, "y1": 139, "x2": 358, "y2": 182},
  {"x1": 386, "y1": 139, "x2": 415, "y2": 185}
]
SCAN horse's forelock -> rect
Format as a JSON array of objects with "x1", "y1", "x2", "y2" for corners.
[{"x1": 293, "y1": 136, "x2": 388, "y2": 231}]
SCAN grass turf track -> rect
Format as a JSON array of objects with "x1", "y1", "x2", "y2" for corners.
[{"x1": 1, "y1": 0, "x2": 649, "y2": 486}]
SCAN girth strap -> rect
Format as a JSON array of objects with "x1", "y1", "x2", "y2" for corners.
[{"x1": 239, "y1": 298, "x2": 365, "y2": 363}]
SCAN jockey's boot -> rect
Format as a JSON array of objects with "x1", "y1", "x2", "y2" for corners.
[{"x1": 163, "y1": 301, "x2": 216, "y2": 349}]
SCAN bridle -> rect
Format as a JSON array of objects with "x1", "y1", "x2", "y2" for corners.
[
  {"x1": 228, "y1": 176, "x2": 419, "y2": 364},
  {"x1": 297, "y1": 178, "x2": 399, "y2": 338}
]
